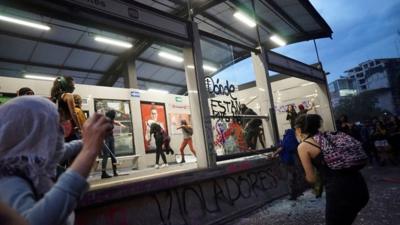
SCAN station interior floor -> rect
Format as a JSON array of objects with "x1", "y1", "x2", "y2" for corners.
[{"x1": 87, "y1": 154, "x2": 271, "y2": 191}]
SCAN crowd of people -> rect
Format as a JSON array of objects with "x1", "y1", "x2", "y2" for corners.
[
  {"x1": 276, "y1": 103, "x2": 400, "y2": 225},
  {"x1": 1, "y1": 77, "x2": 397, "y2": 225},
  {"x1": 336, "y1": 114, "x2": 400, "y2": 166}
]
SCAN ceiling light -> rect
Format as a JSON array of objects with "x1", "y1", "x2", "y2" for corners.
[
  {"x1": 158, "y1": 51, "x2": 183, "y2": 63},
  {"x1": 270, "y1": 35, "x2": 286, "y2": 46},
  {"x1": 94, "y1": 36, "x2": 133, "y2": 48},
  {"x1": 203, "y1": 64, "x2": 217, "y2": 72},
  {"x1": 301, "y1": 82, "x2": 314, "y2": 87},
  {"x1": 24, "y1": 74, "x2": 56, "y2": 81},
  {"x1": 148, "y1": 88, "x2": 169, "y2": 94},
  {"x1": 0, "y1": 15, "x2": 50, "y2": 30},
  {"x1": 233, "y1": 11, "x2": 256, "y2": 27},
  {"x1": 305, "y1": 94, "x2": 317, "y2": 98},
  {"x1": 187, "y1": 64, "x2": 217, "y2": 72}
]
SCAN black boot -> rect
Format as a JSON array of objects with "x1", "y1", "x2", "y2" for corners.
[
  {"x1": 180, "y1": 157, "x2": 186, "y2": 163},
  {"x1": 101, "y1": 171, "x2": 112, "y2": 179},
  {"x1": 113, "y1": 165, "x2": 119, "y2": 176}
]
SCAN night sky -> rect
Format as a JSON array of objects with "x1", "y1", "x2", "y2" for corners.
[{"x1": 274, "y1": 0, "x2": 400, "y2": 82}]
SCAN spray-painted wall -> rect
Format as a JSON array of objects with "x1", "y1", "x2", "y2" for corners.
[{"x1": 75, "y1": 158, "x2": 288, "y2": 225}]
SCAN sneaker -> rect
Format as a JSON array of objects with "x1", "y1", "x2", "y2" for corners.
[
  {"x1": 101, "y1": 172, "x2": 112, "y2": 179},
  {"x1": 160, "y1": 163, "x2": 168, "y2": 168},
  {"x1": 154, "y1": 164, "x2": 160, "y2": 169},
  {"x1": 113, "y1": 171, "x2": 119, "y2": 177}
]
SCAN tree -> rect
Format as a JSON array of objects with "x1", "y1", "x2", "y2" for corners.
[{"x1": 333, "y1": 92, "x2": 383, "y2": 122}]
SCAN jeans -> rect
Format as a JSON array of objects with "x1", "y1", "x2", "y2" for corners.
[{"x1": 102, "y1": 136, "x2": 117, "y2": 171}]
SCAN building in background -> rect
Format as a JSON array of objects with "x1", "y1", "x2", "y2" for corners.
[
  {"x1": 329, "y1": 58, "x2": 400, "y2": 114},
  {"x1": 328, "y1": 77, "x2": 357, "y2": 107}
]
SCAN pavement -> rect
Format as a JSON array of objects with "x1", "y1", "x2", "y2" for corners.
[{"x1": 231, "y1": 165, "x2": 400, "y2": 225}]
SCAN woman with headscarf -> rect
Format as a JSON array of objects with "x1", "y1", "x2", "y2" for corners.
[{"x1": 0, "y1": 96, "x2": 112, "y2": 225}]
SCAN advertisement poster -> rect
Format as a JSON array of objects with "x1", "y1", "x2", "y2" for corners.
[
  {"x1": 94, "y1": 99, "x2": 135, "y2": 156},
  {"x1": 140, "y1": 101, "x2": 168, "y2": 153},
  {"x1": 169, "y1": 113, "x2": 191, "y2": 135}
]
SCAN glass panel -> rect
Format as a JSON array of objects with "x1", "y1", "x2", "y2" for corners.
[
  {"x1": 94, "y1": 98, "x2": 134, "y2": 156},
  {"x1": 200, "y1": 35, "x2": 270, "y2": 160},
  {"x1": 271, "y1": 75, "x2": 335, "y2": 137},
  {"x1": 0, "y1": 4, "x2": 199, "y2": 182}
]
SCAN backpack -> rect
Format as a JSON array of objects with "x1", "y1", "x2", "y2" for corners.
[
  {"x1": 183, "y1": 126, "x2": 193, "y2": 135},
  {"x1": 313, "y1": 131, "x2": 368, "y2": 170}
]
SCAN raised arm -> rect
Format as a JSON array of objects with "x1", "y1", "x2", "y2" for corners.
[{"x1": 2, "y1": 113, "x2": 112, "y2": 225}]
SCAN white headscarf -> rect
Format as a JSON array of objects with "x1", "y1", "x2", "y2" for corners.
[{"x1": 0, "y1": 96, "x2": 65, "y2": 196}]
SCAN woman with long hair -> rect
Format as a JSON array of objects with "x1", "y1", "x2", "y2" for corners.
[
  {"x1": 286, "y1": 104, "x2": 297, "y2": 129},
  {"x1": 50, "y1": 76, "x2": 80, "y2": 141},
  {"x1": 295, "y1": 114, "x2": 369, "y2": 225}
]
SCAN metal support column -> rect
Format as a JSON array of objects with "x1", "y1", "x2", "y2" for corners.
[
  {"x1": 251, "y1": 0, "x2": 280, "y2": 145},
  {"x1": 183, "y1": 22, "x2": 216, "y2": 168},
  {"x1": 313, "y1": 39, "x2": 336, "y2": 130},
  {"x1": 123, "y1": 59, "x2": 138, "y2": 89},
  {"x1": 251, "y1": 52, "x2": 279, "y2": 146}
]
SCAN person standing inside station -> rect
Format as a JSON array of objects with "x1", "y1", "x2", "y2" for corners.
[
  {"x1": 101, "y1": 109, "x2": 125, "y2": 178},
  {"x1": 286, "y1": 104, "x2": 297, "y2": 129},
  {"x1": 297, "y1": 103, "x2": 314, "y2": 117},
  {"x1": 73, "y1": 94, "x2": 86, "y2": 133},
  {"x1": 177, "y1": 120, "x2": 196, "y2": 163},
  {"x1": 239, "y1": 104, "x2": 263, "y2": 150},
  {"x1": 50, "y1": 76, "x2": 80, "y2": 141}
]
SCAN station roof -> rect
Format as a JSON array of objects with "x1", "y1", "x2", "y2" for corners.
[{"x1": 0, "y1": 0, "x2": 332, "y2": 95}]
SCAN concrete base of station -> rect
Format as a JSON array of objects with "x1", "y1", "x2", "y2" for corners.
[{"x1": 75, "y1": 158, "x2": 289, "y2": 225}]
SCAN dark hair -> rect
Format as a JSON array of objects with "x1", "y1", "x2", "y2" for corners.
[
  {"x1": 181, "y1": 119, "x2": 187, "y2": 125},
  {"x1": 17, "y1": 87, "x2": 34, "y2": 96},
  {"x1": 340, "y1": 114, "x2": 348, "y2": 123},
  {"x1": 298, "y1": 104, "x2": 305, "y2": 111},
  {"x1": 295, "y1": 114, "x2": 322, "y2": 136},
  {"x1": 50, "y1": 76, "x2": 74, "y2": 102},
  {"x1": 287, "y1": 104, "x2": 295, "y2": 112},
  {"x1": 105, "y1": 109, "x2": 116, "y2": 120}
]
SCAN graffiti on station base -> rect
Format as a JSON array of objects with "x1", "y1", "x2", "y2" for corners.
[
  {"x1": 152, "y1": 167, "x2": 284, "y2": 225},
  {"x1": 75, "y1": 166, "x2": 286, "y2": 225}
]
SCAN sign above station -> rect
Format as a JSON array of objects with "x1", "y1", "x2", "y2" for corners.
[
  {"x1": 64, "y1": 0, "x2": 189, "y2": 40},
  {"x1": 267, "y1": 51, "x2": 326, "y2": 82}
]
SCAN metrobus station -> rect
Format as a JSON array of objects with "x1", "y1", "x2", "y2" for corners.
[{"x1": 0, "y1": 1, "x2": 333, "y2": 224}]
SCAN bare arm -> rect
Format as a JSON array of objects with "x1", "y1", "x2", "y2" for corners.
[
  {"x1": 272, "y1": 147, "x2": 282, "y2": 157},
  {"x1": 298, "y1": 143, "x2": 317, "y2": 184},
  {"x1": 113, "y1": 120, "x2": 126, "y2": 128}
]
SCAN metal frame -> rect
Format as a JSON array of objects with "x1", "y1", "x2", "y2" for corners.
[{"x1": 0, "y1": 0, "x2": 332, "y2": 88}]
